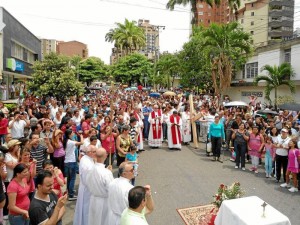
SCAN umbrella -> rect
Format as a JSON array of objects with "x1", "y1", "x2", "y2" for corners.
[
  {"x1": 278, "y1": 103, "x2": 300, "y2": 111},
  {"x1": 124, "y1": 87, "x2": 132, "y2": 91},
  {"x1": 224, "y1": 101, "x2": 248, "y2": 107},
  {"x1": 256, "y1": 110, "x2": 278, "y2": 115},
  {"x1": 159, "y1": 89, "x2": 167, "y2": 93},
  {"x1": 142, "y1": 87, "x2": 151, "y2": 91},
  {"x1": 163, "y1": 91, "x2": 176, "y2": 96},
  {"x1": 130, "y1": 87, "x2": 138, "y2": 90},
  {"x1": 149, "y1": 92, "x2": 161, "y2": 98}
]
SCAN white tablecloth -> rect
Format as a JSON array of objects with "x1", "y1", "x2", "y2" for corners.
[{"x1": 215, "y1": 196, "x2": 291, "y2": 225}]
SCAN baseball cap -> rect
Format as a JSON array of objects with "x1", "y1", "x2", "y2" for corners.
[{"x1": 281, "y1": 128, "x2": 288, "y2": 133}]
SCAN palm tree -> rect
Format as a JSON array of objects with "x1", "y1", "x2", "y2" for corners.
[
  {"x1": 228, "y1": 0, "x2": 241, "y2": 21},
  {"x1": 105, "y1": 19, "x2": 145, "y2": 58},
  {"x1": 203, "y1": 22, "x2": 252, "y2": 97},
  {"x1": 254, "y1": 63, "x2": 295, "y2": 110}
]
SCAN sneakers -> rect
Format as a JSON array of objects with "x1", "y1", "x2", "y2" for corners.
[
  {"x1": 249, "y1": 167, "x2": 255, "y2": 172},
  {"x1": 217, "y1": 158, "x2": 223, "y2": 163},
  {"x1": 288, "y1": 187, "x2": 298, "y2": 193},
  {"x1": 254, "y1": 170, "x2": 259, "y2": 174},
  {"x1": 242, "y1": 167, "x2": 246, "y2": 171},
  {"x1": 235, "y1": 166, "x2": 238, "y2": 169},
  {"x1": 3, "y1": 215, "x2": 8, "y2": 220},
  {"x1": 68, "y1": 195, "x2": 78, "y2": 201},
  {"x1": 280, "y1": 183, "x2": 291, "y2": 188}
]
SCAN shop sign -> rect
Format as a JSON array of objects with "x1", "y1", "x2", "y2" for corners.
[
  {"x1": 6, "y1": 58, "x2": 24, "y2": 72},
  {"x1": 241, "y1": 92, "x2": 263, "y2": 97}
]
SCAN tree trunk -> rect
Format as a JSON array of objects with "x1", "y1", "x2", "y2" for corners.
[{"x1": 274, "y1": 87, "x2": 278, "y2": 111}]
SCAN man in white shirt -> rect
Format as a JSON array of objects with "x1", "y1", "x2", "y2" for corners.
[
  {"x1": 86, "y1": 147, "x2": 114, "y2": 225},
  {"x1": 107, "y1": 162, "x2": 134, "y2": 225},
  {"x1": 8, "y1": 111, "x2": 30, "y2": 139},
  {"x1": 120, "y1": 185, "x2": 154, "y2": 225}
]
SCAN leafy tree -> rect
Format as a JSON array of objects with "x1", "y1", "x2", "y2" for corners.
[
  {"x1": 110, "y1": 53, "x2": 153, "y2": 86},
  {"x1": 27, "y1": 53, "x2": 84, "y2": 99},
  {"x1": 254, "y1": 63, "x2": 295, "y2": 110},
  {"x1": 77, "y1": 57, "x2": 108, "y2": 86},
  {"x1": 105, "y1": 19, "x2": 146, "y2": 59},
  {"x1": 155, "y1": 53, "x2": 181, "y2": 89},
  {"x1": 202, "y1": 22, "x2": 253, "y2": 96},
  {"x1": 178, "y1": 26, "x2": 212, "y2": 92}
]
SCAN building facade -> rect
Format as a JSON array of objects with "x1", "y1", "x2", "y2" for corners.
[
  {"x1": 56, "y1": 40, "x2": 88, "y2": 58},
  {"x1": 238, "y1": 0, "x2": 294, "y2": 47},
  {"x1": 0, "y1": 7, "x2": 41, "y2": 100},
  {"x1": 195, "y1": 0, "x2": 231, "y2": 27},
  {"x1": 225, "y1": 37, "x2": 300, "y2": 104},
  {"x1": 41, "y1": 38, "x2": 57, "y2": 59}
]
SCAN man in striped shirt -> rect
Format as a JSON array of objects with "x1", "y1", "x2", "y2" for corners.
[{"x1": 29, "y1": 133, "x2": 54, "y2": 174}]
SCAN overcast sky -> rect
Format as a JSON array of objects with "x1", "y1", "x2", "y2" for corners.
[{"x1": 1, "y1": 0, "x2": 300, "y2": 64}]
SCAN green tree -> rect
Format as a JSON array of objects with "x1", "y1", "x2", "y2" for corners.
[
  {"x1": 203, "y1": 22, "x2": 253, "y2": 96},
  {"x1": 253, "y1": 63, "x2": 295, "y2": 110},
  {"x1": 178, "y1": 26, "x2": 212, "y2": 92},
  {"x1": 27, "y1": 53, "x2": 84, "y2": 99},
  {"x1": 110, "y1": 53, "x2": 153, "y2": 85},
  {"x1": 77, "y1": 57, "x2": 108, "y2": 86},
  {"x1": 155, "y1": 53, "x2": 181, "y2": 89},
  {"x1": 105, "y1": 19, "x2": 146, "y2": 58}
]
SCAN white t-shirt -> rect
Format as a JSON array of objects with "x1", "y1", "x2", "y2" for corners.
[
  {"x1": 4, "y1": 153, "x2": 19, "y2": 182},
  {"x1": 9, "y1": 120, "x2": 27, "y2": 138},
  {"x1": 275, "y1": 135, "x2": 290, "y2": 156},
  {"x1": 64, "y1": 140, "x2": 77, "y2": 163}
]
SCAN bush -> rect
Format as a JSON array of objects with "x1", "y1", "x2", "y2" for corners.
[
  {"x1": 4, "y1": 103, "x2": 17, "y2": 112},
  {"x1": 277, "y1": 96, "x2": 295, "y2": 105}
]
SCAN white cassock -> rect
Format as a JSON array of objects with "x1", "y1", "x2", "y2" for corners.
[
  {"x1": 73, "y1": 155, "x2": 94, "y2": 225},
  {"x1": 181, "y1": 111, "x2": 191, "y2": 143},
  {"x1": 167, "y1": 114, "x2": 183, "y2": 149},
  {"x1": 133, "y1": 111, "x2": 144, "y2": 150},
  {"x1": 107, "y1": 177, "x2": 134, "y2": 225},
  {"x1": 87, "y1": 163, "x2": 114, "y2": 225},
  {"x1": 148, "y1": 110, "x2": 163, "y2": 147}
]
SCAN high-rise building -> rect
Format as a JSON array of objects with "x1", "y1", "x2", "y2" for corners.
[
  {"x1": 238, "y1": 0, "x2": 294, "y2": 47},
  {"x1": 110, "y1": 19, "x2": 161, "y2": 64},
  {"x1": 195, "y1": 0, "x2": 231, "y2": 27},
  {"x1": 57, "y1": 40, "x2": 88, "y2": 58},
  {"x1": 41, "y1": 39, "x2": 57, "y2": 59}
]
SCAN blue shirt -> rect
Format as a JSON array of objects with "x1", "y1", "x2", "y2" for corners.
[
  {"x1": 126, "y1": 152, "x2": 138, "y2": 162},
  {"x1": 208, "y1": 122, "x2": 225, "y2": 139}
]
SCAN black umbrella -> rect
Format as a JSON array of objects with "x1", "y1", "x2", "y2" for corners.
[
  {"x1": 278, "y1": 103, "x2": 300, "y2": 111},
  {"x1": 256, "y1": 110, "x2": 278, "y2": 115}
]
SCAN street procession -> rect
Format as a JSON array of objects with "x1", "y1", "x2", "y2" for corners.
[{"x1": 1, "y1": 0, "x2": 300, "y2": 225}]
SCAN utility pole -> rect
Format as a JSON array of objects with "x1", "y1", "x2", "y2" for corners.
[{"x1": 153, "y1": 25, "x2": 165, "y2": 63}]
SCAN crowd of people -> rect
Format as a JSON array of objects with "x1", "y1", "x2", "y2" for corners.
[{"x1": 0, "y1": 85, "x2": 299, "y2": 225}]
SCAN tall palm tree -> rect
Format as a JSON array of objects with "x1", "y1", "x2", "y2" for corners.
[
  {"x1": 228, "y1": 0, "x2": 241, "y2": 21},
  {"x1": 254, "y1": 63, "x2": 295, "y2": 110},
  {"x1": 105, "y1": 19, "x2": 146, "y2": 58},
  {"x1": 202, "y1": 22, "x2": 252, "y2": 96}
]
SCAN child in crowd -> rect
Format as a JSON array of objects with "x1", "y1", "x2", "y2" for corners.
[
  {"x1": 264, "y1": 136, "x2": 275, "y2": 178},
  {"x1": 280, "y1": 139, "x2": 300, "y2": 192},
  {"x1": 125, "y1": 145, "x2": 138, "y2": 185}
]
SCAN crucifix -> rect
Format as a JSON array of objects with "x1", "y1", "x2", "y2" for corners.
[{"x1": 261, "y1": 201, "x2": 267, "y2": 218}]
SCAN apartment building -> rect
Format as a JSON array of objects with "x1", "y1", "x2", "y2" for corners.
[
  {"x1": 41, "y1": 38, "x2": 57, "y2": 59},
  {"x1": 57, "y1": 40, "x2": 88, "y2": 58},
  {"x1": 238, "y1": 0, "x2": 294, "y2": 47},
  {"x1": 225, "y1": 37, "x2": 300, "y2": 104}
]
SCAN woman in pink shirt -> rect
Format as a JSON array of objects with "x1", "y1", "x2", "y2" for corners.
[
  {"x1": 101, "y1": 125, "x2": 118, "y2": 167},
  {"x1": 280, "y1": 140, "x2": 300, "y2": 192},
  {"x1": 7, "y1": 163, "x2": 34, "y2": 225},
  {"x1": 248, "y1": 126, "x2": 265, "y2": 173},
  {"x1": 0, "y1": 112, "x2": 8, "y2": 145},
  {"x1": 51, "y1": 129, "x2": 65, "y2": 172}
]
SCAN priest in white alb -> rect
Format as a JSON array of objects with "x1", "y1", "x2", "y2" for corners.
[
  {"x1": 73, "y1": 145, "x2": 96, "y2": 225},
  {"x1": 148, "y1": 104, "x2": 163, "y2": 148},
  {"x1": 167, "y1": 110, "x2": 182, "y2": 150},
  {"x1": 133, "y1": 105, "x2": 144, "y2": 151}
]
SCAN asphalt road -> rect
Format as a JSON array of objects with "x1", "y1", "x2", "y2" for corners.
[{"x1": 63, "y1": 141, "x2": 300, "y2": 225}]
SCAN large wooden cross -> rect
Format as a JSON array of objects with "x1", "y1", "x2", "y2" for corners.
[{"x1": 189, "y1": 94, "x2": 198, "y2": 148}]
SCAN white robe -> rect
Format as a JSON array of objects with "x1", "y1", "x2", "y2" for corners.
[
  {"x1": 167, "y1": 115, "x2": 182, "y2": 149},
  {"x1": 73, "y1": 155, "x2": 94, "y2": 225},
  {"x1": 87, "y1": 163, "x2": 114, "y2": 225},
  {"x1": 148, "y1": 111, "x2": 163, "y2": 147},
  {"x1": 134, "y1": 112, "x2": 144, "y2": 150},
  {"x1": 107, "y1": 177, "x2": 134, "y2": 225},
  {"x1": 181, "y1": 111, "x2": 191, "y2": 143}
]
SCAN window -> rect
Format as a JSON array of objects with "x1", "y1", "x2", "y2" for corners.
[
  {"x1": 11, "y1": 41, "x2": 37, "y2": 64},
  {"x1": 251, "y1": 12, "x2": 254, "y2": 16},
  {"x1": 241, "y1": 19, "x2": 244, "y2": 24},
  {"x1": 246, "y1": 62, "x2": 258, "y2": 78},
  {"x1": 208, "y1": 13, "x2": 211, "y2": 16},
  {"x1": 198, "y1": 4, "x2": 203, "y2": 8},
  {"x1": 251, "y1": 21, "x2": 254, "y2": 25},
  {"x1": 251, "y1": 3, "x2": 254, "y2": 7},
  {"x1": 284, "y1": 49, "x2": 291, "y2": 63},
  {"x1": 198, "y1": 11, "x2": 204, "y2": 15},
  {"x1": 208, "y1": 19, "x2": 211, "y2": 23},
  {"x1": 250, "y1": 31, "x2": 254, "y2": 35}
]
